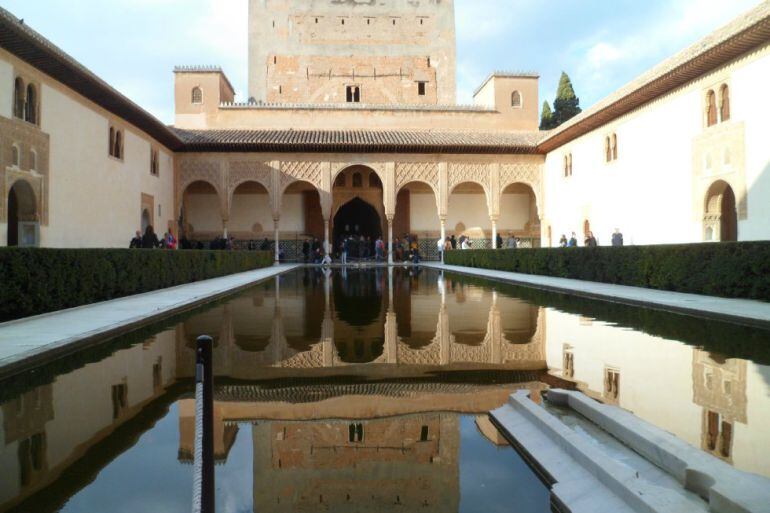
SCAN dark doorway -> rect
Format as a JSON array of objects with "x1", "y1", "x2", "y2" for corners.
[
  {"x1": 7, "y1": 187, "x2": 19, "y2": 246},
  {"x1": 720, "y1": 185, "x2": 737, "y2": 242},
  {"x1": 333, "y1": 198, "x2": 381, "y2": 247}
]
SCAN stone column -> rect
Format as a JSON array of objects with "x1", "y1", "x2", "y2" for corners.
[
  {"x1": 491, "y1": 216, "x2": 498, "y2": 249},
  {"x1": 440, "y1": 217, "x2": 447, "y2": 263},
  {"x1": 387, "y1": 215, "x2": 394, "y2": 265},
  {"x1": 273, "y1": 218, "x2": 280, "y2": 264},
  {"x1": 324, "y1": 217, "x2": 330, "y2": 255},
  {"x1": 222, "y1": 219, "x2": 229, "y2": 238}
]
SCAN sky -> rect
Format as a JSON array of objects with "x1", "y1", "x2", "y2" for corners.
[{"x1": 0, "y1": 0, "x2": 762, "y2": 124}]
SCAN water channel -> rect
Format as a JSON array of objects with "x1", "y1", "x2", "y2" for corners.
[{"x1": 1, "y1": 267, "x2": 769, "y2": 513}]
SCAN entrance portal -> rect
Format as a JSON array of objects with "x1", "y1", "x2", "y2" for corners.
[
  {"x1": 333, "y1": 198, "x2": 382, "y2": 250},
  {"x1": 6, "y1": 180, "x2": 38, "y2": 247}
]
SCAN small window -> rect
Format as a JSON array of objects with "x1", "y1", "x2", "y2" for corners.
[
  {"x1": 273, "y1": 56, "x2": 277, "y2": 64},
  {"x1": 611, "y1": 133, "x2": 618, "y2": 160},
  {"x1": 334, "y1": 173, "x2": 346, "y2": 187},
  {"x1": 25, "y1": 84, "x2": 38, "y2": 125},
  {"x1": 315, "y1": 18, "x2": 318, "y2": 24},
  {"x1": 352, "y1": 172, "x2": 363, "y2": 187},
  {"x1": 12, "y1": 144, "x2": 20, "y2": 167},
  {"x1": 191, "y1": 87, "x2": 203, "y2": 104},
  {"x1": 14, "y1": 77, "x2": 24, "y2": 119},
  {"x1": 348, "y1": 422, "x2": 364, "y2": 443},
  {"x1": 563, "y1": 153, "x2": 572, "y2": 178},
  {"x1": 511, "y1": 91, "x2": 522, "y2": 108},
  {"x1": 605, "y1": 136, "x2": 612, "y2": 162},
  {"x1": 113, "y1": 130, "x2": 123, "y2": 160},
  {"x1": 417, "y1": 82, "x2": 426, "y2": 96},
  {"x1": 367, "y1": 18, "x2": 371, "y2": 25},
  {"x1": 420, "y1": 425, "x2": 429, "y2": 442},
  {"x1": 420, "y1": 18, "x2": 424, "y2": 25},
  {"x1": 706, "y1": 90, "x2": 717, "y2": 127},
  {"x1": 392, "y1": 18, "x2": 397, "y2": 25},
  {"x1": 720, "y1": 84, "x2": 730, "y2": 122},
  {"x1": 341, "y1": 18, "x2": 345, "y2": 25},
  {"x1": 30, "y1": 150, "x2": 37, "y2": 171},
  {"x1": 346, "y1": 85, "x2": 360, "y2": 103},
  {"x1": 158, "y1": 204, "x2": 162, "y2": 217},
  {"x1": 150, "y1": 148, "x2": 159, "y2": 176}
]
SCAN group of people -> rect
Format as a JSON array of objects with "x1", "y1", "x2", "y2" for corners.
[
  {"x1": 558, "y1": 229, "x2": 624, "y2": 248},
  {"x1": 338, "y1": 235, "x2": 388, "y2": 264},
  {"x1": 129, "y1": 226, "x2": 177, "y2": 249}
]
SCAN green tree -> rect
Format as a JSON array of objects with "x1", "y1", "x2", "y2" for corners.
[
  {"x1": 552, "y1": 72, "x2": 581, "y2": 127},
  {"x1": 540, "y1": 100, "x2": 554, "y2": 130}
]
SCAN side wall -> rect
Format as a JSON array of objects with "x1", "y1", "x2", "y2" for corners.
[
  {"x1": 542, "y1": 43, "x2": 770, "y2": 246},
  {"x1": 0, "y1": 49, "x2": 176, "y2": 248}
]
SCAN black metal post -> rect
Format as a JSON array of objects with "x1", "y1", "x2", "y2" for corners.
[{"x1": 194, "y1": 335, "x2": 215, "y2": 513}]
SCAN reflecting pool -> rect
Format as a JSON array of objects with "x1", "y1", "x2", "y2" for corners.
[{"x1": 1, "y1": 267, "x2": 769, "y2": 513}]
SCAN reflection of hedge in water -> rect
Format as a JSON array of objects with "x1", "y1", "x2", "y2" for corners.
[
  {"x1": 0, "y1": 248, "x2": 274, "y2": 321},
  {"x1": 445, "y1": 242, "x2": 770, "y2": 300},
  {"x1": 446, "y1": 273, "x2": 770, "y2": 365}
]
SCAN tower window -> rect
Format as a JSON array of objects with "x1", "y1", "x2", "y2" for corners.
[
  {"x1": 14, "y1": 77, "x2": 24, "y2": 119},
  {"x1": 348, "y1": 423, "x2": 364, "y2": 443},
  {"x1": 418, "y1": 82, "x2": 426, "y2": 96},
  {"x1": 720, "y1": 84, "x2": 730, "y2": 122},
  {"x1": 706, "y1": 90, "x2": 717, "y2": 127},
  {"x1": 25, "y1": 84, "x2": 38, "y2": 125},
  {"x1": 511, "y1": 90, "x2": 522, "y2": 108},
  {"x1": 346, "y1": 85, "x2": 360, "y2": 103},
  {"x1": 191, "y1": 87, "x2": 202, "y2": 104}
]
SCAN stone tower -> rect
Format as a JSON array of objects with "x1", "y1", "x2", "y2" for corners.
[{"x1": 248, "y1": 0, "x2": 457, "y2": 105}]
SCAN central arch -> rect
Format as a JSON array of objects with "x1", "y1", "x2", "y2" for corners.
[
  {"x1": 6, "y1": 180, "x2": 38, "y2": 247},
  {"x1": 333, "y1": 198, "x2": 382, "y2": 248}
]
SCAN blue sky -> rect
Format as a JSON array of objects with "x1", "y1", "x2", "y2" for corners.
[{"x1": 0, "y1": 0, "x2": 761, "y2": 124}]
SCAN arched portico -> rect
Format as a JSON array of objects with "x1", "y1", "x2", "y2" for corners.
[
  {"x1": 276, "y1": 180, "x2": 322, "y2": 262},
  {"x1": 448, "y1": 182, "x2": 492, "y2": 249},
  {"x1": 394, "y1": 180, "x2": 441, "y2": 260},
  {"x1": 498, "y1": 182, "x2": 541, "y2": 247},
  {"x1": 331, "y1": 165, "x2": 386, "y2": 256},
  {"x1": 229, "y1": 181, "x2": 272, "y2": 241},
  {"x1": 179, "y1": 180, "x2": 223, "y2": 241}
]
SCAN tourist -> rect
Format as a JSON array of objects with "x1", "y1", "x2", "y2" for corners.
[
  {"x1": 141, "y1": 225, "x2": 160, "y2": 249},
  {"x1": 559, "y1": 234, "x2": 568, "y2": 247},
  {"x1": 226, "y1": 235, "x2": 234, "y2": 250},
  {"x1": 461, "y1": 236, "x2": 471, "y2": 250},
  {"x1": 612, "y1": 228, "x2": 624, "y2": 247},
  {"x1": 129, "y1": 230, "x2": 142, "y2": 248},
  {"x1": 450, "y1": 235, "x2": 457, "y2": 249},
  {"x1": 394, "y1": 238, "x2": 404, "y2": 261},
  {"x1": 568, "y1": 232, "x2": 578, "y2": 247},
  {"x1": 375, "y1": 236, "x2": 385, "y2": 261},
  {"x1": 166, "y1": 232, "x2": 177, "y2": 250},
  {"x1": 496, "y1": 233, "x2": 503, "y2": 249},
  {"x1": 302, "y1": 240, "x2": 310, "y2": 262},
  {"x1": 321, "y1": 250, "x2": 332, "y2": 266},
  {"x1": 444, "y1": 237, "x2": 452, "y2": 252},
  {"x1": 437, "y1": 236, "x2": 444, "y2": 259},
  {"x1": 312, "y1": 237, "x2": 320, "y2": 256},
  {"x1": 585, "y1": 231, "x2": 598, "y2": 247},
  {"x1": 506, "y1": 233, "x2": 517, "y2": 249}
]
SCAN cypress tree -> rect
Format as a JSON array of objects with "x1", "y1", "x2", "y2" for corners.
[
  {"x1": 540, "y1": 101, "x2": 554, "y2": 130},
  {"x1": 552, "y1": 72, "x2": 581, "y2": 126}
]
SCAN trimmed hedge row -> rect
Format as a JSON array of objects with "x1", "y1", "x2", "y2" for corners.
[
  {"x1": 0, "y1": 248, "x2": 274, "y2": 321},
  {"x1": 444, "y1": 242, "x2": 770, "y2": 301}
]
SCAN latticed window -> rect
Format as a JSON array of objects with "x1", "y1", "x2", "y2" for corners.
[
  {"x1": 720, "y1": 84, "x2": 730, "y2": 122},
  {"x1": 191, "y1": 86, "x2": 203, "y2": 104},
  {"x1": 511, "y1": 90, "x2": 522, "y2": 108},
  {"x1": 706, "y1": 90, "x2": 717, "y2": 127}
]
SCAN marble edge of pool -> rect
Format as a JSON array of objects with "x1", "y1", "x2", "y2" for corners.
[
  {"x1": 0, "y1": 264, "x2": 300, "y2": 381},
  {"x1": 424, "y1": 263, "x2": 770, "y2": 329}
]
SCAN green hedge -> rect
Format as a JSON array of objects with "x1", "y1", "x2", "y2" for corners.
[
  {"x1": 0, "y1": 248, "x2": 274, "y2": 321},
  {"x1": 444, "y1": 242, "x2": 770, "y2": 300}
]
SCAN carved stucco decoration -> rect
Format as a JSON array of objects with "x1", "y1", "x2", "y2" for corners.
[
  {"x1": 330, "y1": 161, "x2": 387, "y2": 185},
  {"x1": 447, "y1": 163, "x2": 491, "y2": 197},
  {"x1": 179, "y1": 160, "x2": 225, "y2": 198},
  {"x1": 395, "y1": 162, "x2": 439, "y2": 195},
  {"x1": 280, "y1": 161, "x2": 324, "y2": 194},
  {"x1": 228, "y1": 161, "x2": 274, "y2": 208}
]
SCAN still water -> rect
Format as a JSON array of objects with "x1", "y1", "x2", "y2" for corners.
[{"x1": 1, "y1": 267, "x2": 769, "y2": 513}]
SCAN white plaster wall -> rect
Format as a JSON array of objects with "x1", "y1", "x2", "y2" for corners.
[
  {"x1": 498, "y1": 193, "x2": 531, "y2": 231},
  {"x1": 447, "y1": 193, "x2": 490, "y2": 235},
  {"x1": 37, "y1": 83, "x2": 175, "y2": 248},
  {"x1": 0, "y1": 59, "x2": 13, "y2": 118},
  {"x1": 186, "y1": 193, "x2": 222, "y2": 233},
  {"x1": 279, "y1": 194, "x2": 305, "y2": 233},
  {"x1": 229, "y1": 192, "x2": 272, "y2": 233},
  {"x1": 409, "y1": 192, "x2": 439, "y2": 231},
  {"x1": 733, "y1": 53, "x2": 770, "y2": 241}
]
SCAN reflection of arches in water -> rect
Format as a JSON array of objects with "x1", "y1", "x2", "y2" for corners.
[
  {"x1": 183, "y1": 306, "x2": 225, "y2": 347},
  {"x1": 332, "y1": 270, "x2": 383, "y2": 327},
  {"x1": 334, "y1": 337, "x2": 385, "y2": 364},
  {"x1": 502, "y1": 306, "x2": 539, "y2": 344},
  {"x1": 392, "y1": 267, "x2": 437, "y2": 349}
]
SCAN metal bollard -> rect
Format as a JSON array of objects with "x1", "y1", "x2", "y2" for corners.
[{"x1": 192, "y1": 335, "x2": 215, "y2": 513}]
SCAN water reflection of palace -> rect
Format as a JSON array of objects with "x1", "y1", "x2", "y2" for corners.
[
  {"x1": 175, "y1": 268, "x2": 547, "y2": 379},
  {"x1": 547, "y1": 309, "x2": 770, "y2": 478},
  {"x1": 2, "y1": 270, "x2": 770, "y2": 513}
]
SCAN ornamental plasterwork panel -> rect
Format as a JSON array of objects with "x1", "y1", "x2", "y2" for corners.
[
  {"x1": 0, "y1": 116, "x2": 50, "y2": 224},
  {"x1": 331, "y1": 161, "x2": 387, "y2": 183},
  {"x1": 447, "y1": 163, "x2": 491, "y2": 196},
  {"x1": 395, "y1": 162, "x2": 439, "y2": 193},
  {"x1": 179, "y1": 160, "x2": 225, "y2": 197},
  {"x1": 280, "y1": 161, "x2": 324, "y2": 192},
  {"x1": 499, "y1": 163, "x2": 542, "y2": 191},
  {"x1": 229, "y1": 161, "x2": 273, "y2": 191},
  {"x1": 692, "y1": 121, "x2": 747, "y2": 220}
]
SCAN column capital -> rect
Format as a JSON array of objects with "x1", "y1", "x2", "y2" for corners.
[{"x1": 489, "y1": 215, "x2": 499, "y2": 223}]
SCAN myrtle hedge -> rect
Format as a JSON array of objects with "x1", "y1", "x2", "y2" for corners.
[
  {"x1": 0, "y1": 248, "x2": 274, "y2": 321},
  {"x1": 444, "y1": 242, "x2": 770, "y2": 301}
]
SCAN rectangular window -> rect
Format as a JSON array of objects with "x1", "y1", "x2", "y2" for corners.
[
  {"x1": 346, "y1": 86, "x2": 360, "y2": 103},
  {"x1": 418, "y1": 82, "x2": 426, "y2": 96}
]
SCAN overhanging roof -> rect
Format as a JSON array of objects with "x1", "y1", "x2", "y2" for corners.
[{"x1": 173, "y1": 128, "x2": 541, "y2": 154}]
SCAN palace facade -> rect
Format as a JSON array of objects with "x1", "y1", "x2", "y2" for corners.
[{"x1": 1, "y1": 1, "x2": 769, "y2": 257}]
